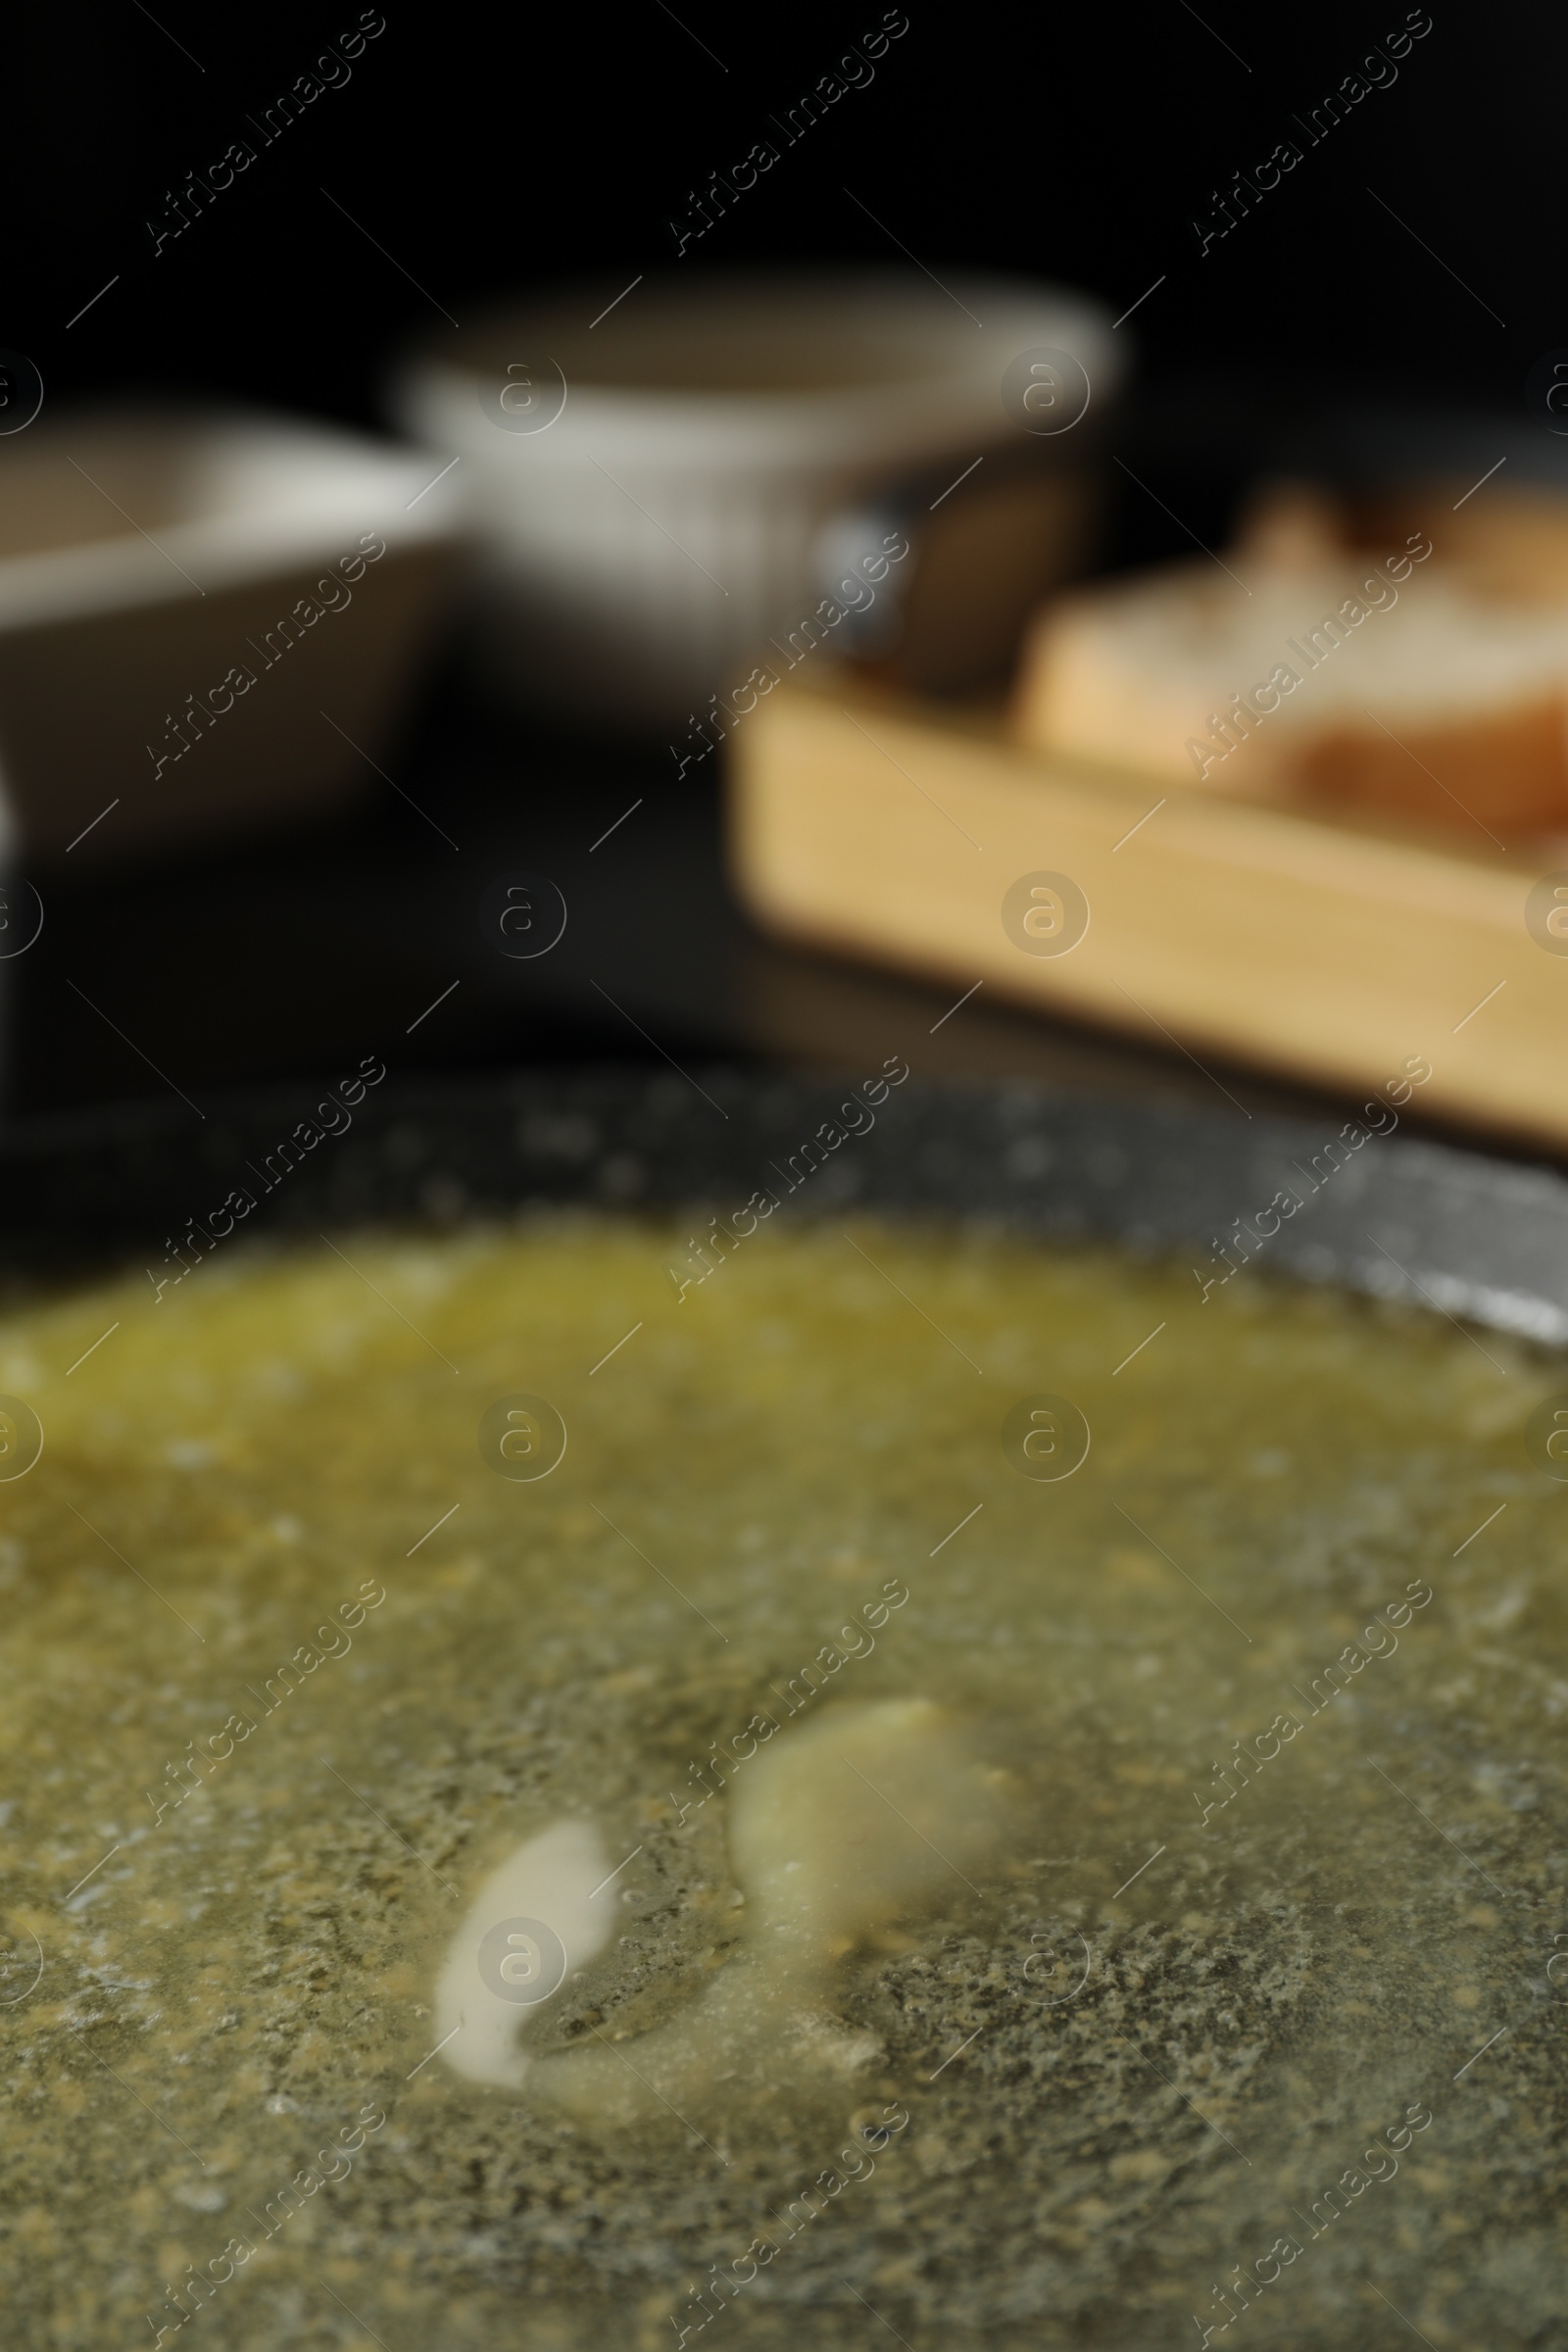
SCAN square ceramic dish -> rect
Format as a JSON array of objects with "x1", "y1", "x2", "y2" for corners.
[{"x1": 0, "y1": 407, "x2": 466, "y2": 862}]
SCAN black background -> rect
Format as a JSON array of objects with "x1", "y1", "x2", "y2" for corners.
[{"x1": 9, "y1": 1, "x2": 1538, "y2": 425}]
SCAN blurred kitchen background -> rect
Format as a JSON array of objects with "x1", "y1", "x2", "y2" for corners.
[{"x1": 2, "y1": 0, "x2": 1561, "y2": 1140}]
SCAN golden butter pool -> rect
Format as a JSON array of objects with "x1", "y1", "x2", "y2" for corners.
[{"x1": 0, "y1": 1218, "x2": 1563, "y2": 2350}]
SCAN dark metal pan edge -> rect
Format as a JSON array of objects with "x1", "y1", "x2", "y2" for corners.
[{"x1": 3, "y1": 1067, "x2": 1566, "y2": 1348}]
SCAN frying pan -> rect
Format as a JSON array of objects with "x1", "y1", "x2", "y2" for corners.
[
  {"x1": 8, "y1": 1065, "x2": 1564, "y2": 2352},
  {"x1": 6, "y1": 1067, "x2": 1567, "y2": 1345}
]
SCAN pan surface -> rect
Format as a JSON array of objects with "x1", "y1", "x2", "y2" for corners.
[
  {"x1": 5, "y1": 1066, "x2": 1568, "y2": 1332},
  {"x1": 3, "y1": 1071, "x2": 1564, "y2": 2352}
]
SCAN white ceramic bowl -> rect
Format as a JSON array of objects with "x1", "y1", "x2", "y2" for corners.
[
  {"x1": 388, "y1": 271, "x2": 1122, "y2": 736},
  {"x1": 0, "y1": 407, "x2": 466, "y2": 862}
]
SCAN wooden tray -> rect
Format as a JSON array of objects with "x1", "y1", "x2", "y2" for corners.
[{"x1": 726, "y1": 666, "x2": 1568, "y2": 1151}]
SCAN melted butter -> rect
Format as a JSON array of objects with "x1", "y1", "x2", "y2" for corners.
[
  {"x1": 436, "y1": 1698, "x2": 1011, "y2": 2117},
  {"x1": 435, "y1": 1819, "x2": 615, "y2": 2090},
  {"x1": 0, "y1": 1215, "x2": 1563, "y2": 2350}
]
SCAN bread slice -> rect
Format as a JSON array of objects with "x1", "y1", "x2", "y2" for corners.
[
  {"x1": 1012, "y1": 528, "x2": 1568, "y2": 833},
  {"x1": 1352, "y1": 479, "x2": 1568, "y2": 605}
]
